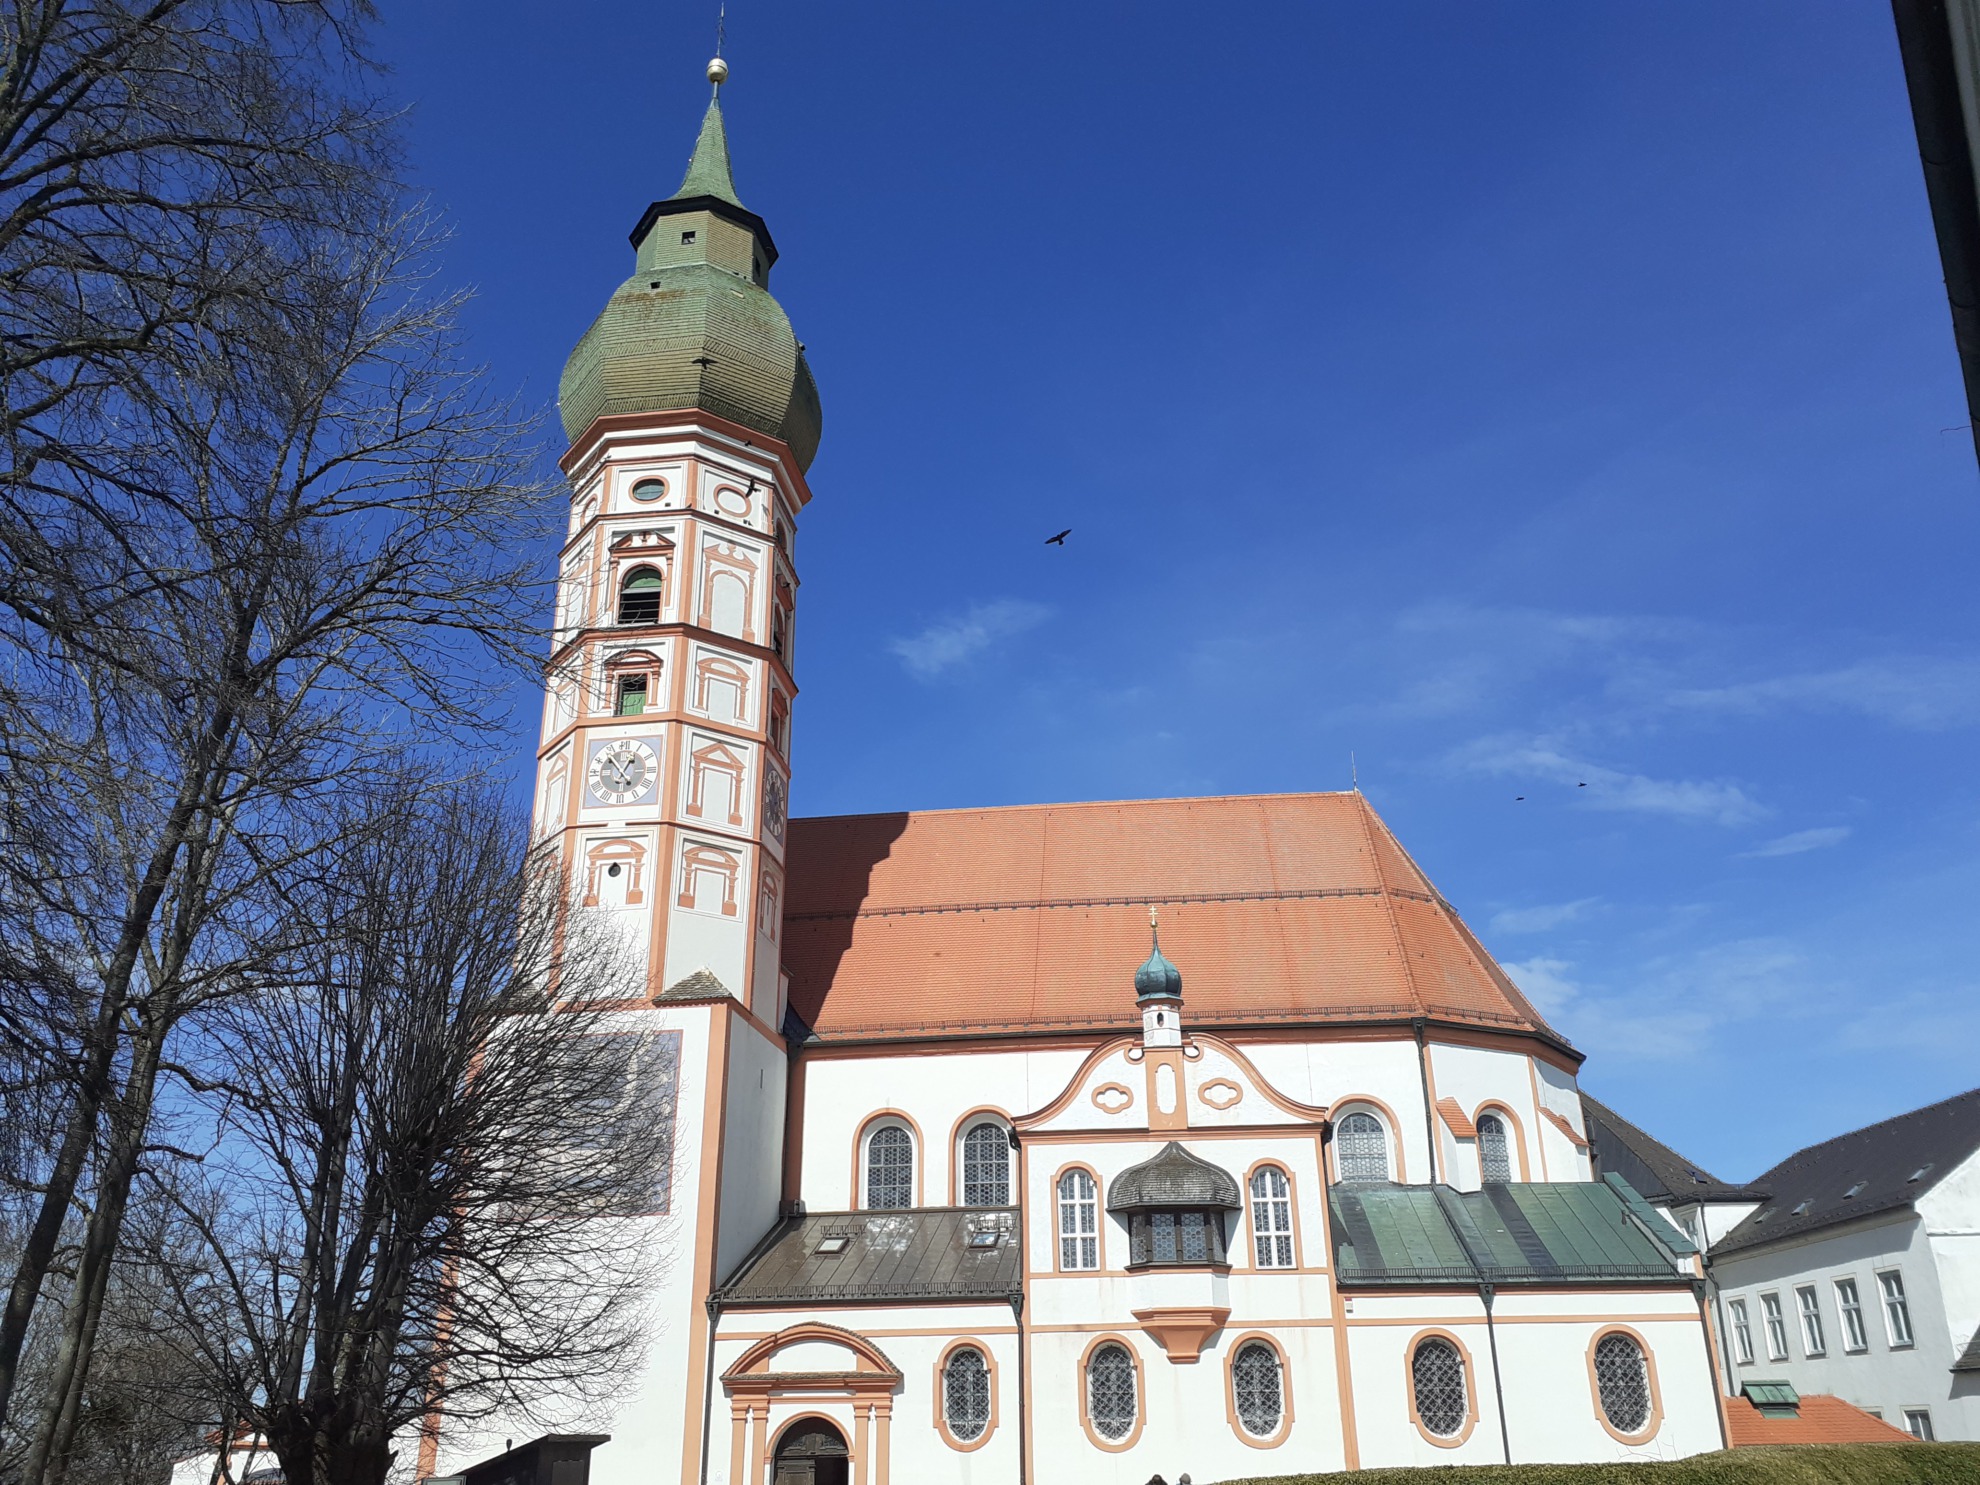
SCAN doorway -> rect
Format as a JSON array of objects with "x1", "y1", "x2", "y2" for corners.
[{"x1": 772, "y1": 1419, "x2": 849, "y2": 1485}]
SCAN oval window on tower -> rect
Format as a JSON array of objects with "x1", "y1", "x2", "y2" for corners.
[{"x1": 630, "y1": 477, "x2": 666, "y2": 502}]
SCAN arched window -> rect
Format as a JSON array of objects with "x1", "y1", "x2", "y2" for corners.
[
  {"x1": 960, "y1": 1122, "x2": 1010, "y2": 1206},
  {"x1": 1336, "y1": 1111, "x2": 1389, "y2": 1182},
  {"x1": 1231, "y1": 1341, "x2": 1283, "y2": 1437},
  {"x1": 616, "y1": 566, "x2": 663, "y2": 625},
  {"x1": 942, "y1": 1346, "x2": 991, "y2": 1443},
  {"x1": 1248, "y1": 1165, "x2": 1294, "y2": 1268},
  {"x1": 1085, "y1": 1343, "x2": 1136, "y2": 1441},
  {"x1": 629, "y1": 477, "x2": 666, "y2": 502},
  {"x1": 1478, "y1": 1112, "x2": 1512, "y2": 1184},
  {"x1": 864, "y1": 1124, "x2": 913, "y2": 1210},
  {"x1": 1593, "y1": 1332, "x2": 1651, "y2": 1434},
  {"x1": 1412, "y1": 1336, "x2": 1468, "y2": 1437},
  {"x1": 1057, "y1": 1169, "x2": 1099, "y2": 1270}
]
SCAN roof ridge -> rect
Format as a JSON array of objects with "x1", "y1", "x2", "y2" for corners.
[
  {"x1": 1754, "y1": 1085, "x2": 1980, "y2": 1185},
  {"x1": 1351, "y1": 793, "x2": 1430, "y2": 1018},
  {"x1": 790, "y1": 789, "x2": 1361, "y2": 826}
]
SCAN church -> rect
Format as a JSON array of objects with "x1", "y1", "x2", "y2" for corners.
[{"x1": 429, "y1": 59, "x2": 1729, "y2": 1485}]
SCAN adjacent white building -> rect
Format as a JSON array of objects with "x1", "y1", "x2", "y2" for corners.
[{"x1": 1586, "y1": 1088, "x2": 1980, "y2": 1443}]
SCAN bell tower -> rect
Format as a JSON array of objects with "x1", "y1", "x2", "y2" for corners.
[
  {"x1": 539, "y1": 55, "x2": 820, "y2": 1023},
  {"x1": 521, "y1": 56, "x2": 822, "y2": 1485}
]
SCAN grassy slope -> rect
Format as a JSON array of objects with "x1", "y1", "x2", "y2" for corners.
[{"x1": 1222, "y1": 1443, "x2": 1980, "y2": 1485}]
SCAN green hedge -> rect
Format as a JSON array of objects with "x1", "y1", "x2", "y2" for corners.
[{"x1": 1222, "y1": 1443, "x2": 1980, "y2": 1485}]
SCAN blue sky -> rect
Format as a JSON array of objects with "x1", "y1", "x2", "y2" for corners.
[{"x1": 382, "y1": 3, "x2": 1980, "y2": 1183}]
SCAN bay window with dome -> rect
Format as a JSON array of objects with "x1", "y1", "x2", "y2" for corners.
[{"x1": 1107, "y1": 1141, "x2": 1242, "y2": 1269}]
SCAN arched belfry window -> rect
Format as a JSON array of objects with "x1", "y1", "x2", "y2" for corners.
[
  {"x1": 1336, "y1": 1111, "x2": 1390, "y2": 1183},
  {"x1": 1478, "y1": 1112, "x2": 1512, "y2": 1184},
  {"x1": 616, "y1": 566, "x2": 663, "y2": 625},
  {"x1": 960, "y1": 1121, "x2": 1011, "y2": 1206},
  {"x1": 864, "y1": 1123, "x2": 913, "y2": 1210},
  {"x1": 1109, "y1": 1141, "x2": 1241, "y2": 1268}
]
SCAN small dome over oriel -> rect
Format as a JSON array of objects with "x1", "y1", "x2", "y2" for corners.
[{"x1": 1107, "y1": 1142, "x2": 1242, "y2": 1212}]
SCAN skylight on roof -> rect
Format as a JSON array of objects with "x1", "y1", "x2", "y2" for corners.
[
  {"x1": 814, "y1": 1236, "x2": 849, "y2": 1255},
  {"x1": 966, "y1": 1231, "x2": 1001, "y2": 1250}
]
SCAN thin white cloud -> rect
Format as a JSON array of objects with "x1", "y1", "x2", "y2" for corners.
[
  {"x1": 1665, "y1": 658, "x2": 1980, "y2": 731},
  {"x1": 1501, "y1": 955, "x2": 1580, "y2": 1016},
  {"x1": 888, "y1": 599, "x2": 1050, "y2": 680},
  {"x1": 1511, "y1": 939, "x2": 1814, "y2": 1061},
  {"x1": 1450, "y1": 735, "x2": 1767, "y2": 826},
  {"x1": 1738, "y1": 826, "x2": 1851, "y2": 860},
  {"x1": 1491, "y1": 898, "x2": 1601, "y2": 934}
]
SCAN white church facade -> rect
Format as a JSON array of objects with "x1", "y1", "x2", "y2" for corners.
[{"x1": 427, "y1": 61, "x2": 1730, "y2": 1485}]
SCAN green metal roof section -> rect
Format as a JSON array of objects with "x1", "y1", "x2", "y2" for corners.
[
  {"x1": 675, "y1": 99, "x2": 744, "y2": 206},
  {"x1": 559, "y1": 72, "x2": 822, "y2": 467},
  {"x1": 1741, "y1": 1380, "x2": 1801, "y2": 1418},
  {"x1": 1605, "y1": 1169, "x2": 1698, "y2": 1255},
  {"x1": 1330, "y1": 1180, "x2": 1690, "y2": 1288}
]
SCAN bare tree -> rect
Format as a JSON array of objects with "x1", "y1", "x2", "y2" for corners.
[
  {"x1": 140, "y1": 783, "x2": 669, "y2": 1485},
  {"x1": 0, "y1": 17, "x2": 556, "y2": 1472}
]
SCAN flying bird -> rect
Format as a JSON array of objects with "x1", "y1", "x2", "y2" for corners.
[
  {"x1": 1045, "y1": 529, "x2": 1071, "y2": 546},
  {"x1": 1578, "y1": 781, "x2": 1588, "y2": 787},
  {"x1": 1515, "y1": 796, "x2": 1525, "y2": 802}
]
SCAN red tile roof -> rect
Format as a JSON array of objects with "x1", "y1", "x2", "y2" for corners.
[
  {"x1": 1725, "y1": 1394, "x2": 1915, "y2": 1447},
  {"x1": 782, "y1": 791, "x2": 1568, "y2": 1048}
]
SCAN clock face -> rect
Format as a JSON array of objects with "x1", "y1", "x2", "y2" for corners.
[
  {"x1": 587, "y1": 738, "x2": 658, "y2": 806},
  {"x1": 763, "y1": 774, "x2": 787, "y2": 838}
]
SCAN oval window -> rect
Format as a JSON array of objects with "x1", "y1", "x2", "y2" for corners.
[
  {"x1": 942, "y1": 1346, "x2": 991, "y2": 1442},
  {"x1": 1232, "y1": 1340, "x2": 1283, "y2": 1437},
  {"x1": 1086, "y1": 1343, "x2": 1136, "y2": 1441},
  {"x1": 630, "y1": 478, "x2": 666, "y2": 502},
  {"x1": 1412, "y1": 1336, "x2": 1467, "y2": 1436},
  {"x1": 1594, "y1": 1332, "x2": 1652, "y2": 1434}
]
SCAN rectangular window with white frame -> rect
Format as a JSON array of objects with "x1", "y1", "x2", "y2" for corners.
[
  {"x1": 1728, "y1": 1298, "x2": 1754, "y2": 1365},
  {"x1": 1904, "y1": 1408, "x2": 1934, "y2": 1441},
  {"x1": 1796, "y1": 1285, "x2": 1825, "y2": 1356},
  {"x1": 1834, "y1": 1277, "x2": 1868, "y2": 1352},
  {"x1": 1878, "y1": 1270, "x2": 1914, "y2": 1347},
  {"x1": 1761, "y1": 1291, "x2": 1789, "y2": 1361}
]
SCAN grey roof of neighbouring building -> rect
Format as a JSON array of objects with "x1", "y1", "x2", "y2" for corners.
[
  {"x1": 1955, "y1": 1324, "x2": 1980, "y2": 1374},
  {"x1": 1582, "y1": 1093, "x2": 1753, "y2": 1203},
  {"x1": 1713, "y1": 1087, "x2": 1980, "y2": 1258},
  {"x1": 1328, "y1": 1178, "x2": 1691, "y2": 1287},
  {"x1": 713, "y1": 1208, "x2": 1020, "y2": 1307}
]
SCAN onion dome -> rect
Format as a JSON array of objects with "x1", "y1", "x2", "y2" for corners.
[
  {"x1": 1134, "y1": 917, "x2": 1182, "y2": 1003},
  {"x1": 559, "y1": 62, "x2": 822, "y2": 468},
  {"x1": 1107, "y1": 1142, "x2": 1242, "y2": 1212}
]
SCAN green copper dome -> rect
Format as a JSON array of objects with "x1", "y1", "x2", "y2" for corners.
[{"x1": 559, "y1": 90, "x2": 822, "y2": 468}]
